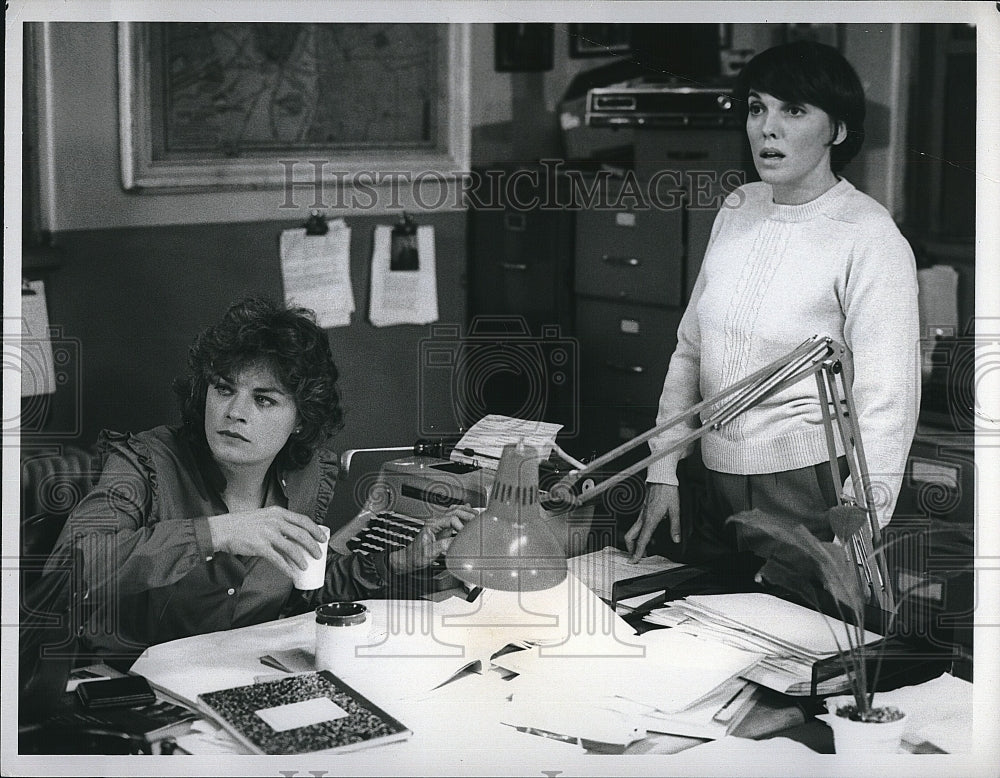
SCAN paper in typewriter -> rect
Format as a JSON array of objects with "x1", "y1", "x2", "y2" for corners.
[{"x1": 450, "y1": 414, "x2": 563, "y2": 471}]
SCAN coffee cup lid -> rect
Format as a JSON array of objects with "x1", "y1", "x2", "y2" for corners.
[{"x1": 315, "y1": 602, "x2": 367, "y2": 626}]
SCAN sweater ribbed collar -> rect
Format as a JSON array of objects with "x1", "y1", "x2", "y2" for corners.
[{"x1": 766, "y1": 177, "x2": 853, "y2": 222}]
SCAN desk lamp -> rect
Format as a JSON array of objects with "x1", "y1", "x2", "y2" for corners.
[
  {"x1": 446, "y1": 335, "x2": 895, "y2": 609},
  {"x1": 446, "y1": 439, "x2": 568, "y2": 591}
]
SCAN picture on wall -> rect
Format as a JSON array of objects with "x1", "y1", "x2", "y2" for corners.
[{"x1": 118, "y1": 22, "x2": 470, "y2": 191}]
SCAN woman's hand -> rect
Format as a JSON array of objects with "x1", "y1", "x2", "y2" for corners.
[
  {"x1": 389, "y1": 504, "x2": 477, "y2": 574},
  {"x1": 624, "y1": 483, "x2": 681, "y2": 562},
  {"x1": 207, "y1": 507, "x2": 328, "y2": 578}
]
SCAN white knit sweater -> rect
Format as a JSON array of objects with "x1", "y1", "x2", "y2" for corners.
[{"x1": 646, "y1": 178, "x2": 920, "y2": 527}]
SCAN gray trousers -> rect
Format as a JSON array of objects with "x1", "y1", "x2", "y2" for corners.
[{"x1": 672, "y1": 452, "x2": 849, "y2": 577}]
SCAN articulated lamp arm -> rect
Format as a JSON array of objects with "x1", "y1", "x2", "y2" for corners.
[{"x1": 552, "y1": 334, "x2": 894, "y2": 610}]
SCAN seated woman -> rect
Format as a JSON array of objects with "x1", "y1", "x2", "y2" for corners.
[{"x1": 46, "y1": 297, "x2": 472, "y2": 662}]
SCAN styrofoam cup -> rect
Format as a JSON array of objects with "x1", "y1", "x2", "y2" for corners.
[{"x1": 291, "y1": 525, "x2": 330, "y2": 590}]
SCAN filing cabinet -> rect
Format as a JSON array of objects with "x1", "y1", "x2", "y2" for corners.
[
  {"x1": 467, "y1": 165, "x2": 574, "y2": 337},
  {"x1": 575, "y1": 298, "x2": 678, "y2": 410},
  {"x1": 574, "y1": 180, "x2": 684, "y2": 307},
  {"x1": 572, "y1": 128, "x2": 750, "y2": 529}
]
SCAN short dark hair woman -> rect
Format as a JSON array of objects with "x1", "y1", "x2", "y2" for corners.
[
  {"x1": 48, "y1": 298, "x2": 471, "y2": 661},
  {"x1": 626, "y1": 42, "x2": 920, "y2": 567}
]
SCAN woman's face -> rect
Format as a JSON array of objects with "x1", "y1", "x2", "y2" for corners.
[
  {"x1": 746, "y1": 90, "x2": 845, "y2": 204},
  {"x1": 204, "y1": 362, "x2": 300, "y2": 473}
]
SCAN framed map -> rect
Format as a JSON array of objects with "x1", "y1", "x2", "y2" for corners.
[{"x1": 118, "y1": 22, "x2": 470, "y2": 191}]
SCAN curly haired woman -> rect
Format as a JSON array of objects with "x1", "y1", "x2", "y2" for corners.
[{"x1": 47, "y1": 298, "x2": 471, "y2": 661}]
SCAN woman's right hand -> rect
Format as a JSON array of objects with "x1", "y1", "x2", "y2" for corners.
[
  {"x1": 624, "y1": 483, "x2": 681, "y2": 562},
  {"x1": 207, "y1": 507, "x2": 328, "y2": 578}
]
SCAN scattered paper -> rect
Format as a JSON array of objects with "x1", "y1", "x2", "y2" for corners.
[
  {"x1": 368, "y1": 224, "x2": 438, "y2": 327},
  {"x1": 279, "y1": 221, "x2": 355, "y2": 328},
  {"x1": 874, "y1": 672, "x2": 973, "y2": 753}
]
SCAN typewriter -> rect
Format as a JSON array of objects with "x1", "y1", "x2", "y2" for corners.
[{"x1": 329, "y1": 441, "x2": 594, "y2": 561}]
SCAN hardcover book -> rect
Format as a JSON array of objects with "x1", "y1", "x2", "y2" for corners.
[{"x1": 197, "y1": 671, "x2": 410, "y2": 755}]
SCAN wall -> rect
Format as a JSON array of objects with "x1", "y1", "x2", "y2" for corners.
[
  {"x1": 25, "y1": 23, "x2": 472, "y2": 464},
  {"x1": 33, "y1": 214, "x2": 467, "y2": 456},
  {"x1": 24, "y1": 21, "x2": 915, "y2": 456}
]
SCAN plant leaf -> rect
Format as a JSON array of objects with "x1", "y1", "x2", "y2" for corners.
[
  {"x1": 727, "y1": 509, "x2": 866, "y2": 629},
  {"x1": 827, "y1": 505, "x2": 868, "y2": 543}
]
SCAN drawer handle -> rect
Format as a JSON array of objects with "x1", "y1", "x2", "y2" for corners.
[
  {"x1": 606, "y1": 361, "x2": 645, "y2": 374},
  {"x1": 602, "y1": 255, "x2": 641, "y2": 268},
  {"x1": 499, "y1": 262, "x2": 528, "y2": 271}
]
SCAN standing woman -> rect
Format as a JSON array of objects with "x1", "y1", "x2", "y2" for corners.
[
  {"x1": 626, "y1": 41, "x2": 919, "y2": 565},
  {"x1": 45, "y1": 298, "x2": 469, "y2": 662}
]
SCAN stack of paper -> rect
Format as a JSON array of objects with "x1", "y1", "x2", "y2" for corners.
[
  {"x1": 568, "y1": 545, "x2": 684, "y2": 603},
  {"x1": 644, "y1": 593, "x2": 882, "y2": 695}
]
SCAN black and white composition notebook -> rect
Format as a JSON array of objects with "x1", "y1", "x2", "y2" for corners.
[{"x1": 197, "y1": 671, "x2": 410, "y2": 755}]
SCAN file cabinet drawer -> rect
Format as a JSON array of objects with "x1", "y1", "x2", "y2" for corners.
[
  {"x1": 577, "y1": 299, "x2": 681, "y2": 407},
  {"x1": 575, "y1": 182, "x2": 684, "y2": 306}
]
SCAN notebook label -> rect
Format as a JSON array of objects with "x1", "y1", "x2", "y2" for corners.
[{"x1": 255, "y1": 696, "x2": 348, "y2": 732}]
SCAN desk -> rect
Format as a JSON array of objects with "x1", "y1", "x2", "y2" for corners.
[
  {"x1": 125, "y1": 580, "x2": 971, "y2": 766},
  {"x1": 131, "y1": 577, "x2": 656, "y2": 764}
]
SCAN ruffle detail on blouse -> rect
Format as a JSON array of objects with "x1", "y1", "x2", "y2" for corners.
[
  {"x1": 96, "y1": 429, "x2": 159, "y2": 517},
  {"x1": 310, "y1": 446, "x2": 340, "y2": 524}
]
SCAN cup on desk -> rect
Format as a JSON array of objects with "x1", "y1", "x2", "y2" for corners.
[
  {"x1": 291, "y1": 525, "x2": 331, "y2": 591},
  {"x1": 315, "y1": 602, "x2": 369, "y2": 672}
]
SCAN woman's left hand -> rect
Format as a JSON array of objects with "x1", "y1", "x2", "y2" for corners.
[{"x1": 388, "y1": 503, "x2": 477, "y2": 574}]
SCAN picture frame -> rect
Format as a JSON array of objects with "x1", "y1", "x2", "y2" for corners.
[
  {"x1": 568, "y1": 23, "x2": 632, "y2": 58},
  {"x1": 118, "y1": 22, "x2": 470, "y2": 192},
  {"x1": 781, "y1": 23, "x2": 846, "y2": 51}
]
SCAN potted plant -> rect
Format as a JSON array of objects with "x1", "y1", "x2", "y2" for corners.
[{"x1": 727, "y1": 505, "x2": 970, "y2": 754}]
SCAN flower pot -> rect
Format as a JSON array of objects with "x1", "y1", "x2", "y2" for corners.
[{"x1": 823, "y1": 697, "x2": 906, "y2": 755}]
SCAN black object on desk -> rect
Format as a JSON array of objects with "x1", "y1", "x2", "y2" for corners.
[{"x1": 76, "y1": 675, "x2": 156, "y2": 709}]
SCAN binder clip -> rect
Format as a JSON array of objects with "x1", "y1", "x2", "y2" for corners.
[
  {"x1": 390, "y1": 212, "x2": 419, "y2": 271},
  {"x1": 303, "y1": 210, "x2": 329, "y2": 236}
]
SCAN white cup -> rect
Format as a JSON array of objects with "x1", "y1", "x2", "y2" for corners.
[
  {"x1": 315, "y1": 602, "x2": 369, "y2": 672},
  {"x1": 291, "y1": 525, "x2": 330, "y2": 590}
]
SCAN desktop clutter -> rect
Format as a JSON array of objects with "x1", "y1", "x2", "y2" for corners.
[{"x1": 39, "y1": 414, "x2": 972, "y2": 758}]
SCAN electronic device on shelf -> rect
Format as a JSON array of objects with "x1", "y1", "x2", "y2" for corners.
[{"x1": 585, "y1": 85, "x2": 739, "y2": 129}]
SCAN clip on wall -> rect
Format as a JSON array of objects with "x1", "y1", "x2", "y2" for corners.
[
  {"x1": 303, "y1": 210, "x2": 329, "y2": 236},
  {"x1": 390, "y1": 212, "x2": 419, "y2": 271}
]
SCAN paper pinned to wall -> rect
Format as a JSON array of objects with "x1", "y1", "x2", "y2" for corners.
[
  {"x1": 279, "y1": 220, "x2": 355, "y2": 328},
  {"x1": 368, "y1": 224, "x2": 438, "y2": 327},
  {"x1": 917, "y1": 264, "x2": 960, "y2": 379},
  {"x1": 20, "y1": 280, "x2": 57, "y2": 397}
]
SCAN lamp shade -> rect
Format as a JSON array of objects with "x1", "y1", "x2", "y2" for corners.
[{"x1": 446, "y1": 441, "x2": 568, "y2": 592}]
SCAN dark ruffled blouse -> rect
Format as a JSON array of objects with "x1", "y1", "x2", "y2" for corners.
[{"x1": 47, "y1": 425, "x2": 389, "y2": 662}]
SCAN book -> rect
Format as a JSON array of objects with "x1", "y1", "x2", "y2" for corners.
[{"x1": 197, "y1": 671, "x2": 410, "y2": 755}]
